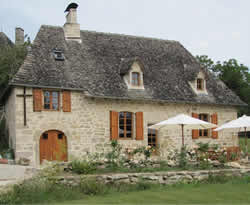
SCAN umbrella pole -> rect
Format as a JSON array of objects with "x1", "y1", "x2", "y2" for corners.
[
  {"x1": 244, "y1": 127, "x2": 248, "y2": 158},
  {"x1": 181, "y1": 124, "x2": 184, "y2": 147}
]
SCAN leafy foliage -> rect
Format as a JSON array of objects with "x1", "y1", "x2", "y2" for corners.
[
  {"x1": 197, "y1": 142, "x2": 210, "y2": 152},
  {"x1": 0, "y1": 118, "x2": 8, "y2": 152},
  {"x1": 132, "y1": 146, "x2": 155, "y2": 160},
  {"x1": 0, "y1": 170, "x2": 154, "y2": 204},
  {"x1": 196, "y1": 55, "x2": 250, "y2": 116},
  {"x1": 178, "y1": 146, "x2": 188, "y2": 169},
  {"x1": 0, "y1": 43, "x2": 28, "y2": 94},
  {"x1": 105, "y1": 140, "x2": 123, "y2": 168},
  {"x1": 0, "y1": 39, "x2": 29, "y2": 152},
  {"x1": 71, "y1": 159, "x2": 97, "y2": 174}
]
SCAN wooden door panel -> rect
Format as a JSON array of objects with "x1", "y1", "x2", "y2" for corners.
[{"x1": 40, "y1": 130, "x2": 68, "y2": 164}]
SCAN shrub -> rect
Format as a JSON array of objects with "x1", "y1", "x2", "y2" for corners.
[
  {"x1": 178, "y1": 146, "x2": 188, "y2": 169},
  {"x1": 79, "y1": 178, "x2": 108, "y2": 195},
  {"x1": 197, "y1": 142, "x2": 210, "y2": 152},
  {"x1": 105, "y1": 140, "x2": 123, "y2": 168},
  {"x1": 0, "y1": 176, "x2": 153, "y2": 204},
  {"x1": 71, "y1": 159, "x2": 97, "y2": 174},
  {"x1": 218, "y1": 152, "x2": 227, "y2": 164},
  {"x1": 0, "y1": 119, "x2": 9, "y2": 153},
  {"x1": 133, "y1": 146, "x2": 155, "y2": 160},
  {"x1": 0, "y1": 178, "x2": 85, "y2": 204},
  {"x1": 204, "y1": 173, "x2": 233, "y2": 184},
  {"x1": 198, "y1": 157, "x2": 212, "y2": 170}
]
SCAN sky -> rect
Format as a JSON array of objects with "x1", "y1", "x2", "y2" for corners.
[{"x1": 0, "y1": 0, "x2": 249, "y2": 68}]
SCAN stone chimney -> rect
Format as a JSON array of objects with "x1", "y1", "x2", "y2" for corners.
[
  {"x1": 63, "y1": 3, "x2": 81, "y2": 43},
  {"x1": 15, "y1": 27, "x2": 24, "y2": 45}
]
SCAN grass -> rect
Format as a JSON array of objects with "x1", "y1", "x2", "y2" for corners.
[
  {"x1": 239, "y1": 137, "x2": 250, "y2": 154},
  {"x1": 56, "y1": 177, "x2": 250, "y2": 205},
  {"x1": 2, "y1": 174, "x2": 250, "y2": 205},
  {"x1": 0, "y1": 178, "x2": 153, "y2": 204}
]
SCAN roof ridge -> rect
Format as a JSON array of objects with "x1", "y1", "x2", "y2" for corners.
[
  {"x1": 40, "y1": 24, "x2": 180, "y2": 44},
  {"x1": 80, "y1": 29, "x2": 179, "y2": 44}
]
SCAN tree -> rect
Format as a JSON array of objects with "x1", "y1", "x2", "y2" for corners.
[
  {"x1": 0, "y1": 39, "x2": 29, "y2": 149},
  {"x1": 196, "y1": 55, "x2": 250, "y2": 116},
  {"x1": 0, "y1": 42, "x2": 29, "y2": 95}
]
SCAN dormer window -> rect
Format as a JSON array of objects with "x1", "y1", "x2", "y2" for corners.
[
  {"x1": 53, "y1": 49, "x2": 65, "y2": 61},
  {"x1": 188, "y1": 71, "x2": 207, "y2": 95},
  {"x1": 120, "y1": 58, "x2": 145, "y2": 90},
  {"x1": 197, "y1": 78, "x2": 204, "y2": 90},
  {"x1": 132, "y1": 72, "x2": 140, "y2": 86}
]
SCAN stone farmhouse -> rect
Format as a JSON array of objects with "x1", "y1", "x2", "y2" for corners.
[{"x1": 1, "y1": 3, "x2": 245, "y2": 166}]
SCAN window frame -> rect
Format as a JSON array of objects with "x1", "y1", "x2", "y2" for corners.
[
  {"x1": 43, "y1": 90, "x2": 60, "y2": 111},
  {"x1": 131, "y1": 72, "x2": 140, "y2": 86},
  {"x1": 148, "y1": 128, "x2": 157, "y2": 148},
  {"x1": 53, "y1": 49, "x2": 65, "y2": 61},
  {"x1": 198, "y1": 113, "x2": 210, "y2": 138},
  {"x1": 197, "y1": 78, "x2": 204, "y2": 90},
  {"x1": 119, "y1": 111, "x2": 133, "y2": 140}
]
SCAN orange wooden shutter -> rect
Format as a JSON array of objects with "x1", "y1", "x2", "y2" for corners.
[
  {"x1": 110, "y1": 111, "x2": 118, "y2": 140},
  {"x1": 192, "y1": 113, "x2": 199, "y2": 139},
  {"x1": 33, "y1": 88, "x2": 42, "y2": 112},
  {"x1": 211, "y1": 113, "x2": 218, "y2": 139},
  {"x1": 63, "y1": 91, "x2": 71, "y2": 112},
  {"x1": 136, "y1": 112, "x2": 144, "y2": 140}
]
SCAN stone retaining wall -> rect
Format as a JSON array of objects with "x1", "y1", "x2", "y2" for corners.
[{"x1": 54, "y1": 169, "x2": 250, "y2": 186}]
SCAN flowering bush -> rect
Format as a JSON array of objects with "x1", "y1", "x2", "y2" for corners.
[{"x1": 133, "y1": 146, "x2": 155, "y2": 160}]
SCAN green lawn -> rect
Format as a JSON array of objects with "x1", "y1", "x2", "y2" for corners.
[
  {"x1": 239, "y1": 138, "x2": 250, "y2": 154},
  {"x1": 56, "y1": 182, "x2": 250, "y2": 205}
]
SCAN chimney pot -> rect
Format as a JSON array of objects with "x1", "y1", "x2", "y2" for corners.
[{"x1": 63, "y1": 3, "x2": 81, "y2": 43}]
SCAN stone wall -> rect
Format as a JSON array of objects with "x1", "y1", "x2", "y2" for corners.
[
  {"x1": 54, "y1": 169, "x2": 250, "y2": 186},
  {"x1": 5, "y1": 88, "x2": 16, "y2": 149},
  {"x1": 11, "y1": 86, "x2": 238, "y2": 166}
]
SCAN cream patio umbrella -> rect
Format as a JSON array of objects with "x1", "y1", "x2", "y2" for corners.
[
  {"x1": 215, "y1": 115, "x2": 250, "y2": 155},
  {"x1": 149, "y1": 114, "x2": 217, "y2": 147}
]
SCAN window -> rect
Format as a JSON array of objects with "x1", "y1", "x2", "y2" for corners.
[
  {"x1": 58, "y1": 133, "x2": 63, "y2": 140},
  {"x1": 197, "y1": 78, "x2": 204, "y2": 90},
  {"x1": 44, "y1": 91, "x2": 59, "y2": 111},
  {"x1": 33, "y1": 89, "x2": 71, "y2": 112},
  {"x1": 53, "y1": 49, "x2": 65, "y2": 61},
  {"x1": 132, "y1": 72, "x2": 140, "y2": 86},
  {"x1": 199, "y1": 113, "x2": 209, "y2": 137},
  {"x1": 42, "y1": 133, "x2": 48, "y2": 140},
  {"x1": 119, "y1": 112, "x2": 133, "y2": 139},
  {"x1": 148, "y1": 128, "x2": 157, "y2": 148}
]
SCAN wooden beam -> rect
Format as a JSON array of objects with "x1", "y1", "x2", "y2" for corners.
[{"x1": 16, "y1": 87, "x2": 32, "y2": 126}]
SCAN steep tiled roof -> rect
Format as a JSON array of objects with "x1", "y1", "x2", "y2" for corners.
[{"x1": 11, "y1": 25, "x2": 245, "y2": 106}]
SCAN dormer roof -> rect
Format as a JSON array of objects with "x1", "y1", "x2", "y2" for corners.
[{"x1": 120, "y1": 57, "x2": 144, "y2": 75}]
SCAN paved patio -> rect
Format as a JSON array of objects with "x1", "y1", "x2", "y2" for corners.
[{"x1": 0, "y1": 164, "x2": 35, "y2": 187}]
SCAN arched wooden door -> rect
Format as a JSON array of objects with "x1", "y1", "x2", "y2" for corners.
[{"x1": 40, "y1": 130, "x2": 68, "y2": 164}]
